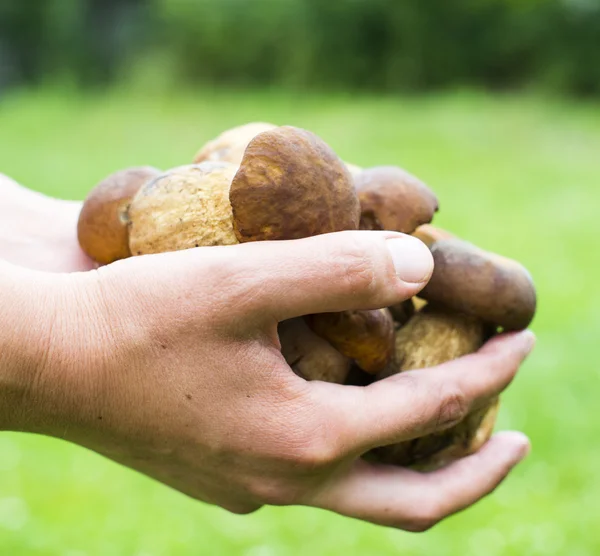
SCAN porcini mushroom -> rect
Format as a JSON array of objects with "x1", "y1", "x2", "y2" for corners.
[
  {"x1": 306, "y1": 308, "x2": 395, "y2": 374},
  {"x1": 77, "y1": 166, "x2": 161, "y2": 264},
  {"x1": 230, "y1": 126, "x2": 359, "y2": 242},
  {"x1": 420, "y1": 239, "x2": 537, "y2": 331},
  {"x1": 354, "y1": 166, "x2": 439, "y2": 234},
  {"x1": 279, "y1": 318, "x2": 351, "y2": 384},
  {"x1": 372, "y1": 308, "x2": 498, "y2": 470},
  {"x1": 193, "y1": 122, "x2": 277, "y2": 166},
  {"x1": 371, "y1": 237, "x2": 537, "y2": 469},
  {"x1": 128, "y1": 162, "x2": 240, "y2": 254},
  {"x1": 129, "y1": 126, "x2": 360, "y2": 254}
]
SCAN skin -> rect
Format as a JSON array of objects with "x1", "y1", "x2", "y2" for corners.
[
  {"x1": 0, "y1": 173, "x2": 535, "y2": 531},
  {"x1": 0, "y1": 174, "x2": 95, "y2": 272}
]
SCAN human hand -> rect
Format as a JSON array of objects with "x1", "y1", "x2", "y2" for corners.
[
  {"x1": 0, "y1": 173, "x2": 94, "y2": 272},
  {"x1": 4, "y1": 230, "x2": 534, "y2": 530}
]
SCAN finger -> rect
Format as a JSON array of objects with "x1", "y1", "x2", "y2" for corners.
[
  {"x1": 0, "y1": 173, "x2": 21, "y2": 190},
  {"x1": 309, "y1": 331, "x2": 535, "y2": 455},
  {"x1": 197, "y1": 230, "x2": 433, "y2": 321},
  {"x1": 306, "y1": 431, "x2": 530, "y2": 531}
]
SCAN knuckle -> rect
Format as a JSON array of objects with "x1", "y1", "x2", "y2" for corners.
[
  {"x1": 403, "y1": 502, "x2": 443, "y2": 533},
  {"x1": 434, "y1": 385, "x2": 469, "y2": 430},
  {"x1": 403, "y1": 516, "x2": 439, "y2": 533},
  {"x1": 288, "y1": 429, "x2": 341, "y2": 471},
  {"x1": 337, "y1": 239, "x2": 378, "y2": 298},
  {"x1": 246, "y1": 479, "x2": 303, "y2": 507},
  {"x1": 276, "y1": 396, "x2": 344, "y2": 471},
  {"x1": 223, "y1": 502, "x2": 263, "y2": 515}
]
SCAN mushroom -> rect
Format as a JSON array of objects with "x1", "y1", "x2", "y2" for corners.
[
  {"x1": 388, "y1": 299, "x2": 415, "y2": 328},
  {"x1": 354, "y1": 166, "x2": 439, "y2": 234},
  {"x1": 77, "y1": 166, "x2": 161, "y2": 264},
  {"x1": 279, "y1": 318, "x2": 351, "y2": 384},
  {"x1": 370, "y1": 237, "x2": 537, "y2": 469},
  {"x1": 306, "y1": 309, "x2": 395, "y2": 374},
  {"x1": 129, "y1": 127, "x2": 394, "y2": 379},
  {"x1": 129, "y1": 126, "x2": 360, "y2": 254},
  {"x1": 420, "y1": 239, "x2": 537, "y2": 331},
  {"x1": 128, "y1": 162, "x2": 240, "y2": 253},
  {"x1": 372, "y1": 308, "x2": 498, "y2": 470},
  {"x1": 193, "y1": 122, "x2": 277, "y2": 166},
  {"x1": 412, "y1": 224, "x2": 454, "y2": 248}
]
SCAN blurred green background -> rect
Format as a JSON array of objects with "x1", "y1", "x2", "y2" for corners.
[
  {"x1": 1, "y1": 1, "x2": 600, "y2": 555},
  {"x1": 2, "y1": 0, "x2": 600, "y2": 96}
]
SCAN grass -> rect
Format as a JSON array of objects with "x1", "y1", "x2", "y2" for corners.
[{"x1": 0, "y1": 86, "x2": 599, "y2": 555}]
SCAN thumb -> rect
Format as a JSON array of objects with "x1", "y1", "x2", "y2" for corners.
[{"x1": 211, "y1": 230, "x2": 433, "y2": 321}]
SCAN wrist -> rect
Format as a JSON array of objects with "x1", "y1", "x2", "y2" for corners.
[
  {"x1": 0, "y1": 262, "x2": 96, "y2": 433},
  {"x1": 0, "y1": 262, "x2": 47, "y2": 430}
]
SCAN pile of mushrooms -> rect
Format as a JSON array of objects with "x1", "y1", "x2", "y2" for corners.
[{"x1": 77, "y1": 123, "x2": 537, "y2": 470}]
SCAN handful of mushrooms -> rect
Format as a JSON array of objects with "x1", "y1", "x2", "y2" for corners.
[{"x1": 77, "y1": 123, "x2": 536, "y2": 471}]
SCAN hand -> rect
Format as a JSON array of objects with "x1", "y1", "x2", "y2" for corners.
[
  {"x1": 2, "y1": 230, "x2": 534, "y2": 530},
  {"x1": 0, "y1": 173, "x2": 94, "y2": 272}
]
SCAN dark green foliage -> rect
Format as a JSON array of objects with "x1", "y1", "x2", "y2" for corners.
[{"x1": 0, "y1": 0, "x2": 599, "y2": 95}]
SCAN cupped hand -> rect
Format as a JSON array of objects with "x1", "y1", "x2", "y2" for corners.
[{"x1": 9, "y1": 230, "x2": 534, "y2": 530}]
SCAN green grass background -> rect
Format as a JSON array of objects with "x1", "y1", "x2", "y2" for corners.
[{"x1": 0, "y1": 88, "x2": 598, "y2": 555}]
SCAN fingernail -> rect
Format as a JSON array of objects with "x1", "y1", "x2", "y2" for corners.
[
  {"x1": 518, "y1": 330, "x2": 537, "y2": 356},
  {"x1": 507, "y1": 431, "x2": 532, "y2": 461},
  {"x1": 386, "y1": 236, "x2": 434, "y2": 283},
  {"x1": 494, "y1": 431, "x2": 531, "y2": 462}
]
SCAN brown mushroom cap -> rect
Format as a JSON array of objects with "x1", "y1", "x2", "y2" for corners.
[
  {"x1": 77, "y1": 166, "x2": 160, "y2": 264},
  {"x1": 128, "y1": 127, "x2": 360, "y2": 254},
  {"x1": 128, "y1": 162, "x2": 239, "y2": 255},
  {"x1": 279, "y1": 318, "x2": 351, "y2": 384},
  {"x1": 420, "y1": 239, "x2": 537, "y2": 331},
  {"x1": 372, "y1": 309, "x2": 497, "y2": 469},
  {"x1": 193, "y1": 122, "x2": 277, "y2": 165},
  {"x1": 354, "y1": 166, "x2": 439, "y2": 234},
  {"x1": 230, "y1": 126, "x2": 360, "y2": 242},
  {"x1": 306, "y1": 309, "x2": 395, "y2": 374}
]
